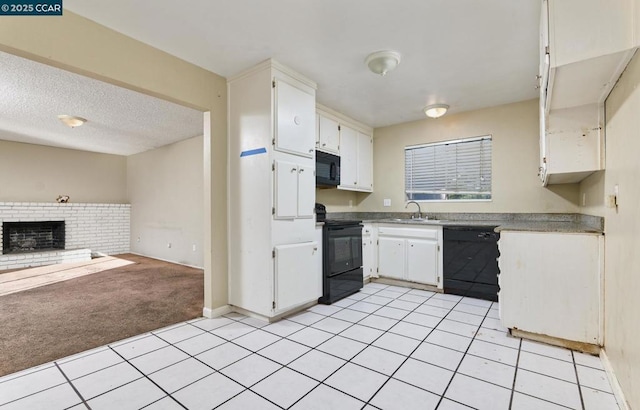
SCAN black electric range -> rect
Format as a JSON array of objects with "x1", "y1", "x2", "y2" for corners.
[{"x1": 317, "y1": 218, "x2": 364, "y2": 304}]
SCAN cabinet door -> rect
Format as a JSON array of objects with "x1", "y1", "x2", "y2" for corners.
[
  {"x1": 362, "y1": 227, "x2": 373, "y2": 279},
  {"x1": 318, "y1": 115, "x2": 340, "y2": 154},
  {"x1": 378, "y1": 236, "x2": 405, "y2": 280},
  {"x1": 406, "y1": 238, "x2": 438, "y2": 285},
  {"x1": 297, "y1": 165, "x2": 315, "y2": 218},
  {"x1": 274, "y1": 241, "x2": 321, "y2": 312},
  {"x1": 274, "y1": 79, "x2": 315, "y2": 158},
  {"x1": 357, "y1": 132, "x2": 373, "y2": 191},
  {"x1": 339, "y1": 125, "x2": 358, "y2": 189},
  {"x1": 499, "y1": 232, "x2": 601, "y2": 344},
  {"x1": 274, "y1": 160, "x2": 299, "y2": 219}
]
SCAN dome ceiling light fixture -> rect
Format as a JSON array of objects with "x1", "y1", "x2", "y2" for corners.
[
  {"x1": 57, "y1": 115, "x2": 87, "y2": 128},
  {"x1": 424, "y1": 104, "x2": 449, "y2": 119},
  {"x1": 365, "y1": 50, "x2": 401, "y2": 76}
]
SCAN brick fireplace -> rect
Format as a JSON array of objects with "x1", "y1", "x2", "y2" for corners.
[
  {"x1": 2, "y1": 221, "x2": 65, "y2": 254},
  {"x1": 0, "y1": 202, "x2": 130, "y2": 270}
]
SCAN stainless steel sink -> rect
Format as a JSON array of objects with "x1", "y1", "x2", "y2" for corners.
[{"x1": 387, "y1": 218, "x2": 443, "y2": 224}]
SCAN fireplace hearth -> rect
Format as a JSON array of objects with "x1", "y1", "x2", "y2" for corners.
[{"x1": 2, "y1": 221, "x2": 65, "y2": 254}]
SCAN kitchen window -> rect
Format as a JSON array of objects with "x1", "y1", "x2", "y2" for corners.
[{"x1": 405, "y1": 135, "x2": 492, "y2": 201}]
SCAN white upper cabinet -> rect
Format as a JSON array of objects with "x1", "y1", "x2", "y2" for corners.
[
  {"x1": 539, "y1": 0, "x2": 636, "y2": 185},
  {"x1": 275, "y1": 78, "x2": 316, "y2": 158},
  {"x1": 339, "y1": 125, "x2": 358, "y2": 189},
  {"x1": 317, "y1": 115, "x2": 340, "y2": 154},
  {"x1": 357, "y1": 131, "x2": 373, "y2": 191},
  {"x1": 545, "y1": 105, "x2": 604, "y2": 184},
  {"x1": 548, "y1": 0, "x2": 633, "y2": 69},
  {"x1": 316, "y1": 104, "x2": 374, "y2": 193},
  {"x1": 338, "y1": 125, "x2": 373, "y2": 192}
]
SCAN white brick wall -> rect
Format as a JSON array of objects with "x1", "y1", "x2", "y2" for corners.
[
  {"x1": 0, "y1": 202, "x2": 130, "y2": 262},
  {"x1": 0, "y1": 248, "x2": 92, "y2": 270}
]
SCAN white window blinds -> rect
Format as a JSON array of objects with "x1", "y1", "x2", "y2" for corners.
[{"x1": 405, "y1": 136, "x2": 492, "y2": 201}]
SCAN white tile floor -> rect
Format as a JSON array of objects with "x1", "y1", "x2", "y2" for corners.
[{"x1": 0, "y1": 283, "x2": 620, "y2": 410}]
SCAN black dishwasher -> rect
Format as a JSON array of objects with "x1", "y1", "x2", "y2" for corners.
[{"x1": 443, "y1": 226, "x2": 500, "y2": 302}]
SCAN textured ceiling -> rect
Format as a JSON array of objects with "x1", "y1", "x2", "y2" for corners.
[
  {"x1": 0, "y1": 51, "x2": 203, "y2": 156},
  {"x1": 65, "y1": 0, "x2": 540, "y2": 128}
]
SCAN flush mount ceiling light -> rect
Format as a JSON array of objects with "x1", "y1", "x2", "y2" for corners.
[
  {"x1": 365, "y1": 50, "x2": 401, "y2": 76},
  {"x1": 424, "y1": 104, "x2": 449, "y2": 119},
  {"x1": 57, "y1": 115, "x2": 87, "y2": 128}
]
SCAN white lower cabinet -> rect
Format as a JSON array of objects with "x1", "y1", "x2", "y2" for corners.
[
  {"x1": 362, "y1": 224, "x2": 377, "y2": 280},
  {"x1": 375, "y1": 225, "x2": 442, "y2": 287},
  {"x1": 498, "y1": 231, "x2": 603, "y2": 345},
  {"x1": 274, "y1": 241, "x2": 321, "y2": 314},
  {"x1": 378, "y1": 236, "x2": 405, "y2": 280},
  {"x1": 406, "y1": 238, "x2": 438, "y2": 285}
]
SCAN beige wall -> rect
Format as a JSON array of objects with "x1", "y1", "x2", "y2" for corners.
[
  {"x1": 315, "y1": 188, "x2": 360, "y2": 212},
  {"x1": 579, "y1": 170, "x2": 605, "y2": 217},
  {"x1": 357, "y1": 99, "x2": 579, "y2": 213},
  {"x1": 0, "y1": 139, "x2": 126, "y2": 203},
  {"x1": 127, "y1": 136, "x2": 203, "y2": 267},
  {"x1": 0, "y1": 11, "x2": 228, "y2": 312},
  {"x1": 598, "y1": 52, "x2": 640, "y2": 409}
]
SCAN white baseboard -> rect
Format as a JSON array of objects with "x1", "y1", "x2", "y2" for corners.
[
  {"x1": 203, "y1": 305, "x2": 231, "y2": 318},
  {"x1": 128, "y1": 252, "x2": 203, "y2": 270},
  {"x1": 600, "y1": 348, "x2": 630, "y2": 410}
]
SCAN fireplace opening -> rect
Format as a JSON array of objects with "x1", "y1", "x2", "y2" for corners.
[{"x1": 2, "y1": 221, "x2": 65, "y2": 254}]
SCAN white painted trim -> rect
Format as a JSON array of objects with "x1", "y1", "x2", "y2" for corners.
[
  {"x1": 600, "y1": 348, "x2": 630, "y2": 410},
  {"x1": 128, "y1": 252, "x2": 204, "y2": 270},
  {"x1": 316, "y1": 103, "x2": 373, "y2": 135},
  {"x1": 597, "y1": 235, "x2": 605, "y2": 346},
  {"x1": 227, "y1": 58, "x2": 317, "y2": 90},
  {"x1": 203, "y1": 304, "x2": 231, "y2": 318}
]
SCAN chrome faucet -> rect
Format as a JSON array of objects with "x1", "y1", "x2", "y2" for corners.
[{"x1": 405, "y1": 201, "x2": 422, "y2": 219}]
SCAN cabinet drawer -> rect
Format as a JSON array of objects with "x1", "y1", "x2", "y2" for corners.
[{"x1": 378, "y1": 226, "x2": 438, "y2": 240}]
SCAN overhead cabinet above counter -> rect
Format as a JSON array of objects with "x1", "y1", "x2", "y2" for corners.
[
  {"x1": 538, "y1": 0, "x2": 637, "y2": 185},
  {"x1": 316, "y1": 104, "x2": 374, "y2": 192}
]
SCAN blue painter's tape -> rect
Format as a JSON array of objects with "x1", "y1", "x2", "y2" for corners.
[{"x1": 240, "y1": 147, "x2": 267, "y2": 157}]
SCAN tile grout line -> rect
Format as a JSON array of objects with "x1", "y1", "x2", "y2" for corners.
[
  {"x1": 269, "y1": 285, "x2": 422, "y2": 408},
  {"x1": 106, "y1": 346, "x2": 188, "y2": 410},
  {"x1": 53, "y1": 362, "x2": 91, "y2": 410},
  {"x1": 358, "y1": 292, "x2": 468, "y2": 407},
  {"x1": 156, "y1": 327, "x2": 286, "y2": 409},
  {"x1": 218, "y1": 291, "x2": 442, "y2": 408},
  {"x1": 278, "y1": 289, "x2": 517, "y2": 408},
  {"x1": 250, "y1": 287, "x2": 405, "y2": 408},
  {"x1": 5, "y1": 283, "x2": 610, "y2": 410},
  {"x1": 143, "y1": 332, "x2": 285, "y2": 410},
  {"x1": 434, "y1": 297, "x2": 494, "y2": 409},
  {"x1": 572, "y1": 350, "x2": 587, "y2": 410},
  {"x1": 0, "y1": 377, "x2": 68, "y2": 407},
  {"x1": 0, "y1": 288, "x2": 477, "y2": 408},
  {"x1": 507, "y1": 337, "x2": 523, "y2": 409}
]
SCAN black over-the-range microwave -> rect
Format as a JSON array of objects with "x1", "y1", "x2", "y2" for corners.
[{"x1": 316, "y1": 151, "x2": 340, "y2": 187}]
